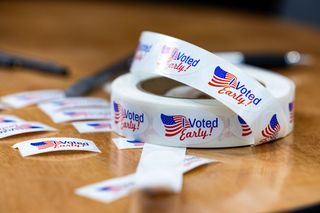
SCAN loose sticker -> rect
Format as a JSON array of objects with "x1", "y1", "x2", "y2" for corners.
[
  {"x1": 75, "y1": 155, "x2": 217, "y2": 203},
  {"x1": 0, "y1": 114, "x2": 24, "y2": 123},
  {"x1": 13, "y1": 137, "x2": 101, "y2": 157},
  {"x1": 0, "y1": 122, "x2": 56, "y2": 139},
  {"x1": 112, "y1": 137, "x2": 144, "y2": 149},
  {"x1": 47, "y1": 108, "x2": 111, "y2": 123},
  {"x1": 72, "y1": 120, "x2": 112, "y2": 133},
  {"x1": 76, "y1": 175, "x2": 135, "y2": 203},
  {"x1": 1, "y1": 90, "x2": 65, "y2": 108},
  {"x1": 39, "y1": 97, "x2": 110, "y2": 114}
]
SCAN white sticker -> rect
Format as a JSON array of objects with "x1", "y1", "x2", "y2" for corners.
[
  {"x1": 1, "y1": 90, "x2": 65, "y2": 108},
  {"x1": 0, "y1": 114, "x2": 24, "y2": 123},
  {"x1": 135, "y1": 143, "x2": 186, "y2": 193},
  {"x1": 112, "y1": 137, "x2": 145, "y2": 149},
  {"x1": 76, "y1": 174, "x2": 135, "y2": 203},
  {"x1": 75, "y1": 155, "x2": 217, "y2": 203},
  {"x1": 47, "y1": 108, "x2": 111, "y2": 123},
  {"x1": 72, "y1": 120, "x2": 112, "y2": 133},
  {"x1": 13, "y1": 137, "x2": 101, "y2": 157},
  {"x1": 0, "y1": 122, "x2": 56, "y2": 139},
  {"x1": 39, "y1": 97, "x2": 109, "y2": 114}
]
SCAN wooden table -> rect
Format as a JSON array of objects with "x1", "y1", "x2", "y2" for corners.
[{"x1": 0, "y1": 2, "x2": 319, "y2": 213}]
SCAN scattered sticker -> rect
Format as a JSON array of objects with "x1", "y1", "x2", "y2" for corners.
[
  {"x1": 112, "y1": 137, "x2": 144, "y2": 149},
  {"x1": 39, "y1": 97, "x2": 110, "y2": 114},
  {"x1": 0, "y1": 114, "x2": 24, "y2": 123},
  {"x1": 72, "y1": 120, "x2": 113, "y2": 133},
  {"x1": 75, "y1": 155, "x2": 217, "y2": 203},
  {"x1": 47, "y1": 107, "x2": 111, "y2": 123},
  {"x1": 1, "y1": 89, "x2": 65, "y2": 108},
  {"x1": 76, "y1": 174, "x2": 135, "y2": 203},
  {"x1": 0, "y1": 121, "x2": 56, "y2": 139},
  {"x1": 13, "y1": 137, "x2": 101, "y2": 157}
]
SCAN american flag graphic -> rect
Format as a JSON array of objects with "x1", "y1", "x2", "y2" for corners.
[
  {"x1": 20, "y1": 124, "x2": 41, "y2": 129},
  {"x1": 126, "y1": 139, "x2": 144, "y2": 146},
  {"x1": 99, "y1": 183, "x2": 133, "y2": 192},
  {"x1": 51, "y1": 101, "x2": 65, "y2": 106},
  {"x1": 208, "y1": 66, "x2": 237, "y2": 88},
  {"x1": 64, "y1": 112, "x2": 88, "y2": 117},
  {"x1": 0, "y1": 119, "x2": 14, "y2": 123},
  {"x1": 87, "y1": 123, "x2": 110, "y2": 129},
  {"x1": 30, "y1": 141, "x2": 61, "y2": 150},
  {"x1": 160, "y1": 114, "x2": 191, "y2": 137},
  {"x1": 113, "y1": 101, "x2": 124, "y2": 124},
  {"x1": 261, "y1": 114, "x2": 280, "y2": 139},
  {"x1": 289, "y1": 102, "x2": 294, "y2": 123},
  {"x1": 238, "y1": 116, "x2": 252, "y2": 136},
  {"x1": 16, "y1": 95, "x2": 37, "y2": 100},
  {"x1": 168, "y1": 48, "x2": 179, "y2": 60}
]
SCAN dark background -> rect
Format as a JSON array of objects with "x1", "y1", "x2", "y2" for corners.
[
  {"x1": 146, "y1": 0, "x2": 320, "y2": 27},
  {"x1": 3, "y1": 0, "x2": 319, "y2": 27}
]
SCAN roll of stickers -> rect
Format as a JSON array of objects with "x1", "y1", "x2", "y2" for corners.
[{"x1": 111, "y1": 32, "x2": 295, "y2": 148}]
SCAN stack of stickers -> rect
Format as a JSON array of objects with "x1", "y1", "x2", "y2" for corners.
[
  {"x1": 38, "y1": 97, "x2": 112, "y2": 133},
  {"x1": 0, "y1": 114, "x2": 101, "y2": 157},
  {"x1": 0, "y1": 89, "x2": 112, "y2": 133},
  {"x1": 0, "y1": 90, "x2": 103, "y2": 157}
]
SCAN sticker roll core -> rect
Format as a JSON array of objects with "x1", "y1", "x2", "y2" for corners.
[{"x1": 111, "y1": 31, "x2": 295, "y2": 147}]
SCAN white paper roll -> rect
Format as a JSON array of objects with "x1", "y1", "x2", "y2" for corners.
[{"x1": 110, "y1": 32, "x2": 295, "y2": 148}]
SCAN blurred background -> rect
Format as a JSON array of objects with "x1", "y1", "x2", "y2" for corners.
[
  {"x1": 112, "y1": 0, "x2": 320, "y2": 27},
  {"x1": 153, "y1": 0, "x2": 320, "y2": 27},
  {"x1": 3, "y1": 0, "x2": 318, "y2": 26},
  {"x1": 0, "y1": 0, "x2": 319, "y2": 95},
  {"x1": 0, "y1": 1, "x2": 320, "y2": 213}
]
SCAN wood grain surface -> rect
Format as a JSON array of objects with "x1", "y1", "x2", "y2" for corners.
[{"x1": 0, "y1": 2, "x2": 319, "y2": 213}]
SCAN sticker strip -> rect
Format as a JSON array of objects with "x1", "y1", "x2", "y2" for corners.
[
  {"x1": 135, "y1": 143, "x2": 186, "y2": 193},
  {"x1": 75, "y1": 155, "x2": 216, "y2": 203}
]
